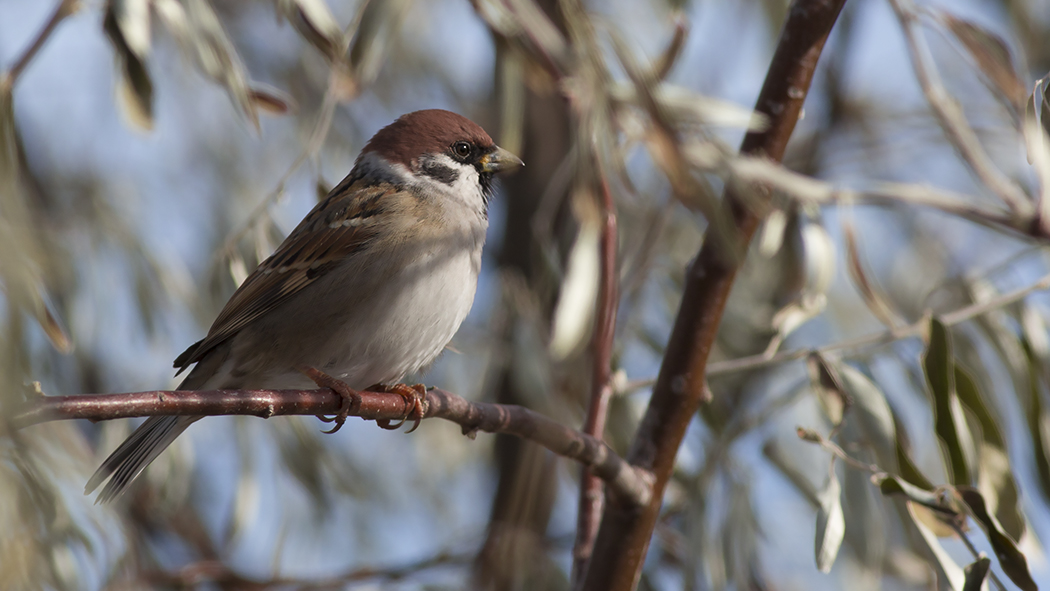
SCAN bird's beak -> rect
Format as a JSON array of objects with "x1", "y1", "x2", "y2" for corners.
[{"x1": 480, "y1": 146, "x2": 524, "y2": 173}]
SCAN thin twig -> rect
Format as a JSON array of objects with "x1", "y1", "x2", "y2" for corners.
[
  {"x1": 796, "y1": 427, "x2": 879, "y2": 473},
  {"x1": 943, "y1": 519, "x2": 1008, "y2": 591},
  {"x1": 0, "y1": 0, "x2": 80, "y2": 94},
  {"x1": 726, "y1": 156, "x2": 1037, "y2": 238},
  {"x1": 8, "y1": 386, "x2": 653, "y2": 507},
  {"x1": 572, "y1": 168, "x2": 620, "y2": 585},
  {"x1": 705, "y1": 270, "x2": 1050, "y2": 377},
  {"x1": 888, "y1": 0, "x2": 1032, "y2": 218}
]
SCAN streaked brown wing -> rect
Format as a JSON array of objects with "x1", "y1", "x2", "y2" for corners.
[{"x1": 174, "y1": 178, "x2": 394, "y2": 372}]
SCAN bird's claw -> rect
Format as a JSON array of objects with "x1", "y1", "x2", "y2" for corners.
[
  {"x1": 298, "y1": 365, "x2": 361, "y2": 434},
  {"x1": 372, "y1": 383, "x2": 427, "y2": 433}
]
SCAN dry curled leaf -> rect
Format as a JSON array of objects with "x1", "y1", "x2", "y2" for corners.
[
  {"x1": 844, "y1": 220, "x2": 900, "y2": 329},
  {"x1": 347, "y1": 0, "x2": 411, "y2": 95},
  {"x1": 806, "y1": 353, "x2": 851, "y2": 427},
  {"x1": 653, "y1": 15, "x2": 688, "y2": 81},
  {"x1": 248, "y1": 84, "x2": 296, "y2": 116},
  {"x1": 103, "y1": 0, "x2": 154, "y2": 129},
  {"x1": 181, "y1": 0, "x2": 260, "y2": 129},
  {"x1": 941, "y1": 13, "x2": 1026, "y2": 118},
  {"x1": 276, "y1": 0, "x2": 347, "y2": 62}
]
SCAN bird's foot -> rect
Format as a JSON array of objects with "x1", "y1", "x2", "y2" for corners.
[
  {"x1": 298, "y1": 365, "x2": 361, "y2": 434},
  {"x1": 370, "y1": 383, "x2": 427, "y2": 433}
]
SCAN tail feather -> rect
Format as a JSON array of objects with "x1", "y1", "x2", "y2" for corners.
[
  {"x1": 85, "y1": 415, "x2": 196, "y2": 503},
  {"x1": 86, "y1": 343, "x2": 230, "y2": 502}
]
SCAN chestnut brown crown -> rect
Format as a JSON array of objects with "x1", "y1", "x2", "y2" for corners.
[{"x1": 360, "y1": 109, "x2": 496, "y2": 169}]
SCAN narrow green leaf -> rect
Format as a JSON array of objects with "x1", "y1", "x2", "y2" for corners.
[
  {"x1": 957, "y1": 487, "x2": 1038, "y2": 591},
  {"x1": 878, "y1": 470, "x2": 963, "y2": 538},
  {"x1": 839, "y1": 365, "x2": 894, "y2": 467},
  {"x1": 941, "y1": 13, "x2": 1026, "y2": 116},
  {"x1": 962, "y1": 556, "x2": 991, "y2": 591},
  {"x1": 1020, "y1": 323, "x2": 1050, "y2": 502},
  {"x1": 905, "y1": 500, "x2": 966, "y2": 591},
  {"x1": 893, "y1": 411, "x2": 938, "y2": 491},
  {"x1": 954, "y1": 364, "x2": 1025, "y2": 541},
  {"x1": 875, "y1": 473, "x2": 949, "y2": 514},
  {"x1": 924, "y1": 318, "x2": 974, "y2": 485},
  {"x1": 838, "y1": 365, "x2": 936, "y2": 489},
  {"x1": 814, "y1": 464, "x2": 844, "y2": 573}
]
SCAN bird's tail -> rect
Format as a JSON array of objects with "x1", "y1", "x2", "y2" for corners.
[
  {"x1": 85, "y1": 371, "x2": 212, "y2": 503},
  {"x1": 84, "y1": 415, "x2": 197, "y2": 503}
]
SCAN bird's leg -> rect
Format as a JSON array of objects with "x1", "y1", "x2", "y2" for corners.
[
  {"x1": 369, "y1": 383, "x2": 427, "y2": 433},
  {"x1": 298, "y1": 365, "x2": 361, "y2": 434}
]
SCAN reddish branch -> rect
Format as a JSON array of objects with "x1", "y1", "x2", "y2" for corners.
[
  {"x1": 579, "y1": 1, "x2": 848, "y2": 590},
  {"x1": 140, "y1": 551, "x2": 474, "y2": 589},
  {"x1": 9, "y1": 386, "x2": 653, "y2": 507},
  {"x1": 571, "y1": 172, "x2": 619, "y2": 583}
]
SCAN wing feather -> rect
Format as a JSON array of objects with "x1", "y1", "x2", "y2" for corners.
[{"x1": 175, "y1": 178, "x2": 395, "y2": 372}]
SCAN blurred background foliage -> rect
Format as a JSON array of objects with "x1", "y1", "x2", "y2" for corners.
[{"x1": 2, "y1": 0, "x2": 1050, "y2": 589}]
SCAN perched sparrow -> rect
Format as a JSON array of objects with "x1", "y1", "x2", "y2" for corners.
[{"x1": 86, "y1": 109, "x2": 522, "y2": 502}]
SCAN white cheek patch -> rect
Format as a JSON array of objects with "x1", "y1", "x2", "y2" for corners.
[
  {"x1": 355, "y1": 152, "x2": 415, "y2": 186},
  {"x1": 413, "y1": 154, "x2": 485, "y2": 213}
]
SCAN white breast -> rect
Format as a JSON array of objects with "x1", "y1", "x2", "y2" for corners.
[{"x1": 310, "y1": 212, "x2": 486, "y2": 388}]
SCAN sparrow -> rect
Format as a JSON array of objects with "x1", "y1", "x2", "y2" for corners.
[{"x1": 86, "y1": 109, "x2": 523, "y2": 503}]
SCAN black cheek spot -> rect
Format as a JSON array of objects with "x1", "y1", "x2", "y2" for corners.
[
  {"x1": 420, "y1": 162, "x2": 460, "y2": 185},
  {"x1": 478, "y1": 172, "x2": 494, "y2": 217},
  {"x1": 479, "y1": 172, "x2": 494, "y2": 199}
]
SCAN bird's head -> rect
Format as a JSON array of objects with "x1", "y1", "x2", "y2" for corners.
[{"x1": 357, "y1": 109, "x2": 523, "y2": 212}]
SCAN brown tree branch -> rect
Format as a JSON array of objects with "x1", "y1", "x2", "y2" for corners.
[
  {"x1": 138, "y1": 550, "x2": 474, "y2": 589},
  {"x1": 8, "y1": 386, "x2": 653, "y2": 507},
  {"x1": 571, "y1": 169, "x2": 620, "y2": 584},
  {"x1": 580, "y1": 1, "x2": 848, "y2": 589}
]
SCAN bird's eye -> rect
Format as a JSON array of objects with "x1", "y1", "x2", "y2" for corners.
[{"x1": 452, "y1": 141, "x2": 473, "y2": 160}]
